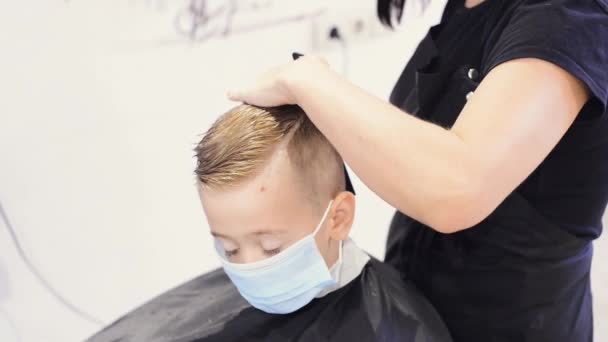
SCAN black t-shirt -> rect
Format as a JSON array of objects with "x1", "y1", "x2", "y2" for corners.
[{"x1": 390, "y1": 0, "x2": 608, "y2": 239}]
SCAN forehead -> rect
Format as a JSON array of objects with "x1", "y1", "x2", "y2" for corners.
[{"x1": 199, "y1": 145, "x2": 317, "y2": 236}]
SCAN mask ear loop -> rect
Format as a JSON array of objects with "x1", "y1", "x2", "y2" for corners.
[
  {"x1": 331, "y1": 239, "x2": 344, "y2": 276},
  {"x1": 312, "y1": 200, "x2": 334, "y2": 236},
  {"x1": 314, "y1": 200, "x2": 343, "y2": 275}
]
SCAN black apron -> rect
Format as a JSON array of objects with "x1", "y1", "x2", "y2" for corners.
[{"x1": 384, "y1": 2, "x2": 595, "y2": 341}]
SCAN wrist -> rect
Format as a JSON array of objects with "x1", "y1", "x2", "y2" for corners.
[{"x1": 280, "y1": 56, "x2": 333, "y2": 105}]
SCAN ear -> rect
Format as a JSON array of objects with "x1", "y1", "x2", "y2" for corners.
[{"x1": 327, "y1": 191, "x2": 356, "y2": 241}]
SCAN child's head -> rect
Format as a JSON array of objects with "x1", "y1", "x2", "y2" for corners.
[{"x1": 194, "y1": 104, "x2": 355, "y2": 267}]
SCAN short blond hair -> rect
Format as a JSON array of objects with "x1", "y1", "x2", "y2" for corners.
[{"x1": 194, "y1": 104, "x2": 344, "y2": 205}]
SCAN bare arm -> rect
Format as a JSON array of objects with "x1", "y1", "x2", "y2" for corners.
[{"x1": 229, "y1": 56, "x2": 589, "y2": 233}]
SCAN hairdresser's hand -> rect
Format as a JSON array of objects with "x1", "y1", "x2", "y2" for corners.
[{"x1": 227, "y1": 55, "x2": 330, "y2": 107}]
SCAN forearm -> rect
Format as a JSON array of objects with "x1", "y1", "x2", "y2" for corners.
[{"x1": 283, "y1": 65, "x2": 482, "y2": 232}]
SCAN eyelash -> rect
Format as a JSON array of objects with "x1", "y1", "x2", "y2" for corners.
[
  {"x1": 265, "y1": 248, "x2": 281, "y2": 256},
  {"x1": 225, "y1": 249, "x2": 239, "y2": 258},
  {"x1": 224, "y1": 248, "x2": 281, "y2": 258}
]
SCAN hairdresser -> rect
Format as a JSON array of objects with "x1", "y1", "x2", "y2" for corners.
[{"x1": 228, "y1": 0, "x2": 608, "y2": 340}]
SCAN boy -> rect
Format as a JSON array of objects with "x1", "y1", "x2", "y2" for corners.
[{"x1": 87, "y1": 104, "x2": 451, "y2": 342}]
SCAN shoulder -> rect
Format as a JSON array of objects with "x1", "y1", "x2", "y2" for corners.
[
  {"x1": 484, "y1": 0, "x2": 608, "y2": 57},
  {"x1": 482, "y1": 0, "x2": 608, "y2": 108},
  {"x1": 486, "y1": 0, "x2": 608, "y2": 55},
  {"x1": 504, "y1": 0, "x2": 608, "y2": 13}
]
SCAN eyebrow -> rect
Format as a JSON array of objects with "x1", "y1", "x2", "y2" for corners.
[
  {"x1": 210, "y1": 230, "x2": 287, "y2": 239},
  {"x1": 251, "y1": 230, "x2": 287, "y2": 237},
  {"x1": 210, "y1": 231, "x2": 229, "y2": 239}
]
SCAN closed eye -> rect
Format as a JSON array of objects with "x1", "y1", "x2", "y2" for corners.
[
  {"x1": 225, "y1": 249, "x2": 239, "y2": 258},
  {"x1": 264, "y1": 248, "x2": 281, "y2": 256}
]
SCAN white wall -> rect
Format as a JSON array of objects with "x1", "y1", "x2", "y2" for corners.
[{"x1": 0, "y1": 1, "x2": 605, "y2": 341}]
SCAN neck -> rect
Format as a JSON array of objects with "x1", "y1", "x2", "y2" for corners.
[{"x1": 315, "y1": 238, "x2": 370, "y2": 298}]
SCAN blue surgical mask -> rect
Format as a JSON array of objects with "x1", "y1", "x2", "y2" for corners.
[{"x1": 215, "y1": 200, "x2": 339, "y2": 314}]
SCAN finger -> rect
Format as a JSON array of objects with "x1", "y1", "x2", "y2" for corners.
[{"x1": 227, "y1": 89, "x2": 245, "y2": 102}]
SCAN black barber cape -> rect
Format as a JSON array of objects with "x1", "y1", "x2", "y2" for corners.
[{"x1": 86, "y1": 258, "x2": 452, "y2": 342}]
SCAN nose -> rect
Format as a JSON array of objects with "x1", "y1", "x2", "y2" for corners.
[{"x1": 237, "y1": 248, "x2": 266, "y2": 264}]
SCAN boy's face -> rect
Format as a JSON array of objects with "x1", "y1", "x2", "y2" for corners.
[{"x1": 198, "y1": 146, "x2": 353, "y2": 267}]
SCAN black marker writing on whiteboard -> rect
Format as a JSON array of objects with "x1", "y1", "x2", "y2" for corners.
[{"x1": 174, "y1": 0, "x2": 325, "y2": 42}]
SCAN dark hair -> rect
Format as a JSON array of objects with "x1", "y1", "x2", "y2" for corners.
[
  {"x1": 377, "y1": 0, "x2": 405, "y2": 27},
  {"x1": 377, "y1": 0, "x2": 429, "y2": 27}
]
